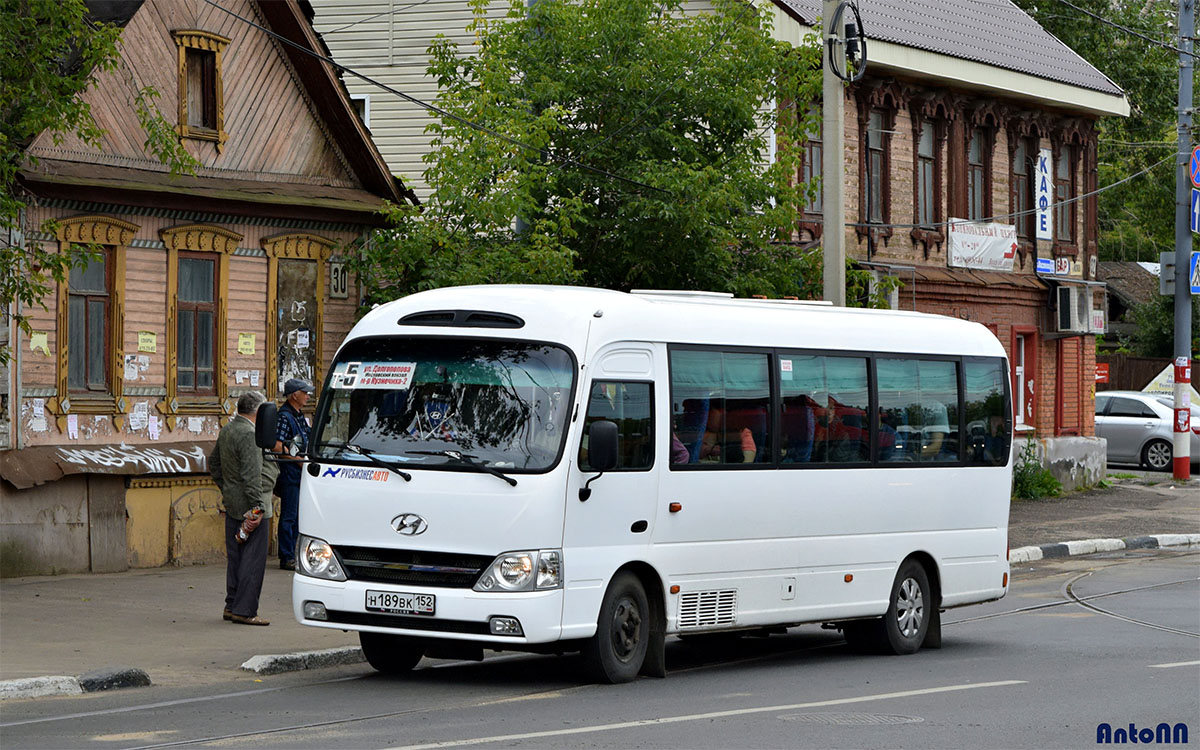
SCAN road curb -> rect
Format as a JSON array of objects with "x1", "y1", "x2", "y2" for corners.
[
  {"x1": 1009, "y1": 533, "x2": 1200, "y2": 563},
  {"x1": 240, "y1": 646, "x2": 366, "y2": 675},
  {"x1": 0, "y1": 666, "x2": 151, "y2": 701}
]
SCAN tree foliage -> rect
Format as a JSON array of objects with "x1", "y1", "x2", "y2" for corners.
[
  {"x1": 1012, "y1": 0, "x2": 1187, "y2": 263},
  {"x1": 1, "y1": 0, "x2": 197, "y2": 365},
  {"x1": 358, "y1": 0, "x2": 861, "y2": 303},
  {"x1": 1124, "y1": 294, "x2": 1200, "y2": 356}
]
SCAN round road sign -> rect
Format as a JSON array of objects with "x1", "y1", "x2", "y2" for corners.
[{"x1": 1191, "y1": 145, "x2": 1200, "y2": 189}]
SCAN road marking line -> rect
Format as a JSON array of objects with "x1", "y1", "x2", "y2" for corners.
[
  {"x1": 384, "y1": 680, "x2": 1027, "y2": 750},
  {"x1": 1149, "y1": 660, "x2": 1200, "y2": 668}
]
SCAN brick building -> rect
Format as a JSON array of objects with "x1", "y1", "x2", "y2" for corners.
[{"x1": 776, "y1": 0, "x2": 1128, "y2": 488}]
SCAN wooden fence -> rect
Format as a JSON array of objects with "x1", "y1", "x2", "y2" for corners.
[{"x1": 1096, "y1": 354, "x2": 1198, "y2": 392}]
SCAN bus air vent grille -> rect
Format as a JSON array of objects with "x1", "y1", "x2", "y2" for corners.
[
  {"x1": 335, "y1": 546, "x2": 492, "y2": 588},
  {"x1": 678, "y1": 589, "x2": 738, "y2": 628},
  {"x1": 398, "y1": 309, "x2": 525, "y2": 329}
]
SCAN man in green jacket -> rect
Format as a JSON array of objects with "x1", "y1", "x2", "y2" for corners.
[{"x1": 209, "y1": 391, "x2": 278, "y2": 626}]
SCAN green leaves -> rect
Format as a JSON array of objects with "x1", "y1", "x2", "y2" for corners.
[
  {"x1": 357, "y1": 0, "x2": 825, "y2": 305},
  {"x1": 1, "y1": 0, "x2": 198, "y2": 365}
]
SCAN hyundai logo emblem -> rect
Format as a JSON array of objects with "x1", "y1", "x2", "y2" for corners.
[{"x1": 391, "y1": 513, "x2": 428, "y2": 536}]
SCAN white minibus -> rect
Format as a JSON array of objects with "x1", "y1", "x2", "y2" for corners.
[{"x1": 293, "y1": 285, "x2": 1012, "y2": 683}]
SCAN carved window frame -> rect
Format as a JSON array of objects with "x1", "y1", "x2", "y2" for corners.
[
  {"x1": 161, "y1": 224, "x2": 242, "y2": 429},
  {"x1": 966, "y1": 126, "x2": 993, "y2": 221},
  {"x1": 910, "y1": 114, "x2": 945, "y2": 253},
  {"x1": 1006, "y1": 113, "x2": 1049, "y2": 264},
  {"x1": 858, "y1": 107, "x2": 894, "y2": 243},
  {"x1": 796, "y1": 103, "x2": 823, "y2": 241},
  {"x1": 54, "y1": 216, "x2": 139, "y2": 427},
  {"x1": 854, "y1": 82, "x2": 906, "y2": 247},
  {"x1": 172, "y1": 30, "x2": 230, "y2": 152},
  {"x1": 262, "y1": 233, "x2": 336, "y2": 399},
  {"x1": 1052, "y1": 141, "x2": 1078, "y2": 253}
]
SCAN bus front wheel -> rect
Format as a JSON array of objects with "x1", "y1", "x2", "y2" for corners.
[
  {"x1": 582, "y1": 572, "x2": 649, "y2": 683},
  {"x1": 359, "y1": 631, "x2": 425, "y2": 674}
]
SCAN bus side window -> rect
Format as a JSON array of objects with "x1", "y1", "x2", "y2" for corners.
[
  {"x1": 964, "y1": 358, "x2": 1011, "y2": 465},
  {"x1": 780, "y1": 354, "x2": 868, "y2": 464},
  {"x1": 579, "y1": 381, "x2": 653, "y2": 471},
  {"x1": 670, "y1": 349, "x2": 771, "y2": 467},
  {"x1": 877, "y1": 358, "x2": 961, "y2": 463}
]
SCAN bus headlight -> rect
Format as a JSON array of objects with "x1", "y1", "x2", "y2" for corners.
[
  {"x1": 297, "y1": 535, "x2": 346, "y2": 581},
  {"x1": 474, "y1": 549, "x2": 562, "y2": 592}
]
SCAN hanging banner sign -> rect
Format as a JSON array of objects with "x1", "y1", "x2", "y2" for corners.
[
  {"x1": 948, "y1": 219, "x2": 1018, "y2": 271},
  {"x1": 1036, "y1": 147, "x2": 1053, "y2": 241}
]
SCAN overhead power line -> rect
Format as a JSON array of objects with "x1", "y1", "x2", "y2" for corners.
[
  {"x1": 321, "y1": 0, "x2": 439, "y2": 36},
  {"x1": 200, "y1": 0, "x2": 669, "y2": 196},
  {"x1": 1050, "y1": 0, "x2": 1198, "y2": 58}
]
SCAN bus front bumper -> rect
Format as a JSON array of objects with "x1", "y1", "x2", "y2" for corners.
[{"x1": 292, "y1": 575, "x2": 565, "y2": 645}]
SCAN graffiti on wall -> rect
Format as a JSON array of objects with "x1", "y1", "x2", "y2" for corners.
[{"x1": 56, "y1": 444, "x2": 208, "y2": 475}]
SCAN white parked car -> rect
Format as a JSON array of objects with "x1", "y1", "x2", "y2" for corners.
[{"x1": 1094, "y1": 390, "x2": 1200, "y2": 471}]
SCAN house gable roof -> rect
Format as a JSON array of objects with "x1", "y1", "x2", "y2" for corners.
[
  {"x1": 1096, "y1": 261, "x2": 1159, "y2": 309},
  {"x1": 775, "y1": 0, "x2": 1123, "y2": 97},
  {"x1": 254, "y1": 0, "x2": 415, "y2": 205},
  {"x1": 21, "y1": 0, "x2": 412, "y2": 216}
]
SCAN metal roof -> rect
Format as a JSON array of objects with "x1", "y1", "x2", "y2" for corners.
[{"x1": 775, "y1": 0, "x2": 1124, "y2": 96}]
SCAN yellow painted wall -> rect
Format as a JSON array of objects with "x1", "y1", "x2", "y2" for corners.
[
  {"x1": 170, "y1": 480, "x2": 225, "y2": 564},
  {"x1": 126, "y1": 483, "x2": 170, "y2": 568},
  {"x1": 127, "y1": 478, "x2": 227, "y2": 566}
]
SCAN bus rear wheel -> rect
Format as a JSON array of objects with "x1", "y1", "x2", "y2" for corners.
[
  {"x1": 359, "y1": 631, "x2": 425, "y2": 674},
  {"x1": 842, "y1": 559, "x2": 930, "y2": 655},
  {"x1": 582, "y1": 572, "x2": 649, "y2": 683}
]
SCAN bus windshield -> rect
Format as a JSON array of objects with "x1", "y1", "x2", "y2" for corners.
[{"x1": 313, "y1": 337, "x2": 575, "y2": 472}]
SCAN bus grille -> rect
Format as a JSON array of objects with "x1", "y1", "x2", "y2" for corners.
[
  {"x1": 678, "y1": 589, "x2": 738, "y2": 628},
  {"x1": 335, "y1": 546, "x2": 492, "y2": 588}
]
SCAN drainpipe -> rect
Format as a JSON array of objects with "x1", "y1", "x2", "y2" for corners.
[{"x1": 12, "y1": 208, "x2": 25, "y2": 451}]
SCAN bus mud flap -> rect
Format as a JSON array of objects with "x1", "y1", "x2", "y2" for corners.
[
  {"x1": 922, "y1": 607, "x2": 942, "y2": 649},
  {"x1": 640, "y1": 629, "x2": 666, "y2": 678}
]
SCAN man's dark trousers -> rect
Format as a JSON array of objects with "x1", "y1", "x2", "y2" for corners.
[
  {"x1": 225, "y1": 514, "x2": 268, "y2": 617},
  {"x1": 278, "y1": 481, "x2": 299, "y2": 565}
]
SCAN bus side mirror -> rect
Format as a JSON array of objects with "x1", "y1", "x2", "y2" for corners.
[
  {"x1": 587, "y1": 420, "x2": 619, "y2": 472},
  {"x1": 579, "y1": 420, "x2": 618, "y2": 502},
  {"x1": 255, "y1": 402, "x2": 278, "y2": 450}
]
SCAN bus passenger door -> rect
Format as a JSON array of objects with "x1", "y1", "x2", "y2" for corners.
[{"x1": 562, "y1": 346, "x2": 660, "y2": 635}]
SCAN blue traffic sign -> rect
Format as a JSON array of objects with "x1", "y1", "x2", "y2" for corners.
[
  {"x1": 1192, "y1": 188, "x2": 1200, "y2": 234},
  {"x1": 1192, "y1": 146, "x2": 1200, "y2": 189},
  {"x1": 1191, "y1": 251, "x2": 1200, "y2": 295}
]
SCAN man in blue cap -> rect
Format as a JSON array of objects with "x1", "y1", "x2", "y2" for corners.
[{"x1": 274, "y1": 378, "x2": 313, "y2": 570}]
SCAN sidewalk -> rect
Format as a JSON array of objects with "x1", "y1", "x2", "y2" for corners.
[
  {"x1": 1, "y1": 474, "x2": 1197, "y2": 696},
  {"x1": 0, "y1": 562, "x2": 359, "y2": 691}
]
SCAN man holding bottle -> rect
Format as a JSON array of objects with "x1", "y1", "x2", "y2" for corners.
[{"x1": 209, "y1": 391, "x2": 278, "y2": 626}]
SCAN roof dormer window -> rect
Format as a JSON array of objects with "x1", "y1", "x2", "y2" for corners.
[{"x1": 172, "y1": 30, "x2": 230, "y2": 151}]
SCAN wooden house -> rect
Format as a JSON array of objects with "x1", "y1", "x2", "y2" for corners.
[{"x1": 0, "y1": 0, "x2": 416, "y2": 576}]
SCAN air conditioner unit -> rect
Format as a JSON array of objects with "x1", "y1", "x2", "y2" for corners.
[{"x1": 1055, "y1": 286, "x2": 1090, "y2": 334}]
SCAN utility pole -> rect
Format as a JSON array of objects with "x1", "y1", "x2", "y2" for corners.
[
  {"x1": 1172, "y1": 0, "x2": 1194, "y2": 480},
  {"x1": 821, "y1": 0, "x2": 846, "y2": 306}
]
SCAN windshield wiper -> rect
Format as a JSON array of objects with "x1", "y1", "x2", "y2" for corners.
[
  {"x1": 406, "y1": 450, "x2": 518, "y2": 487},
  {"x1": 319, "y1": 441, "x2": 412, "y2": 482}
]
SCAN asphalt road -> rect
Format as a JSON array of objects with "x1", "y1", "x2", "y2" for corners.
[{"x1": 3, "y1": 549, "x2": 1196, "y2": 750}]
